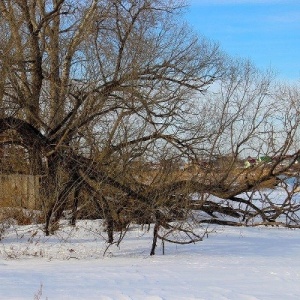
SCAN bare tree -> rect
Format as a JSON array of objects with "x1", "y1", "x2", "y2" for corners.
[{"x1": 0, "y1": 0, "x2": 300, "y2": 255}]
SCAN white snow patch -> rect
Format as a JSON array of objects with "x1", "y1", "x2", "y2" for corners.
[{"x1": 0, "y1": 220, "x2": 300, "y2": 299}]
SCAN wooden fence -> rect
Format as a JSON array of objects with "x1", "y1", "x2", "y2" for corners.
[{"x1": 0, "y1": 174, "x2": 40, "y2": 209}]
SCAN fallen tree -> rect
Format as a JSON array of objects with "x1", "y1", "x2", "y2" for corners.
[{"x1": 0, "y1": 0, "x2": 300, "y2": 255}]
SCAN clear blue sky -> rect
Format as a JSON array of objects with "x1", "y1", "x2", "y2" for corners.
[{"x1": 183, "y1": 0, "x2": 300, "y2": 81}]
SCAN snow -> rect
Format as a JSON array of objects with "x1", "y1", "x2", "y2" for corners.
[{"x1": 1, "y1": 220, "x2": 300, "y2": 300}]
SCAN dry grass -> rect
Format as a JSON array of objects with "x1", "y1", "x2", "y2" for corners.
[{"x1": 0, "y1": 207, "x2": 43, "y2": 225}]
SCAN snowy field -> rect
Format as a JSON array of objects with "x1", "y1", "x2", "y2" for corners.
[{"x1": 1, "y1": 219, "x2": 300, "y2": 300}]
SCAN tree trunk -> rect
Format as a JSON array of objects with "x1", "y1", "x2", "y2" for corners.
[{"x1": 150, "y1": 222, "x2": 160, "y2": 256}]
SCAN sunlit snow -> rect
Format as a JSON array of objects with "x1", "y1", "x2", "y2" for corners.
[{"x1": 1, "y1": 218, "x2": 300, "y2": 299}]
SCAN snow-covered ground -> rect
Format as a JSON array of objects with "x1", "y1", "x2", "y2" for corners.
[{"x1": 1, "y1": 219, "x2": 300, "y2": 300}]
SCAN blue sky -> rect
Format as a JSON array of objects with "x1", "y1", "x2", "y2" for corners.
[{"x1": 183, "y1": 0, "x2": 300, "y2": 81}]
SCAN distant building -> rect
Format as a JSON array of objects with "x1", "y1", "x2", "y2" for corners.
[{"x1": 244, "y1": 156, "x2": 257, "y2": 168}]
